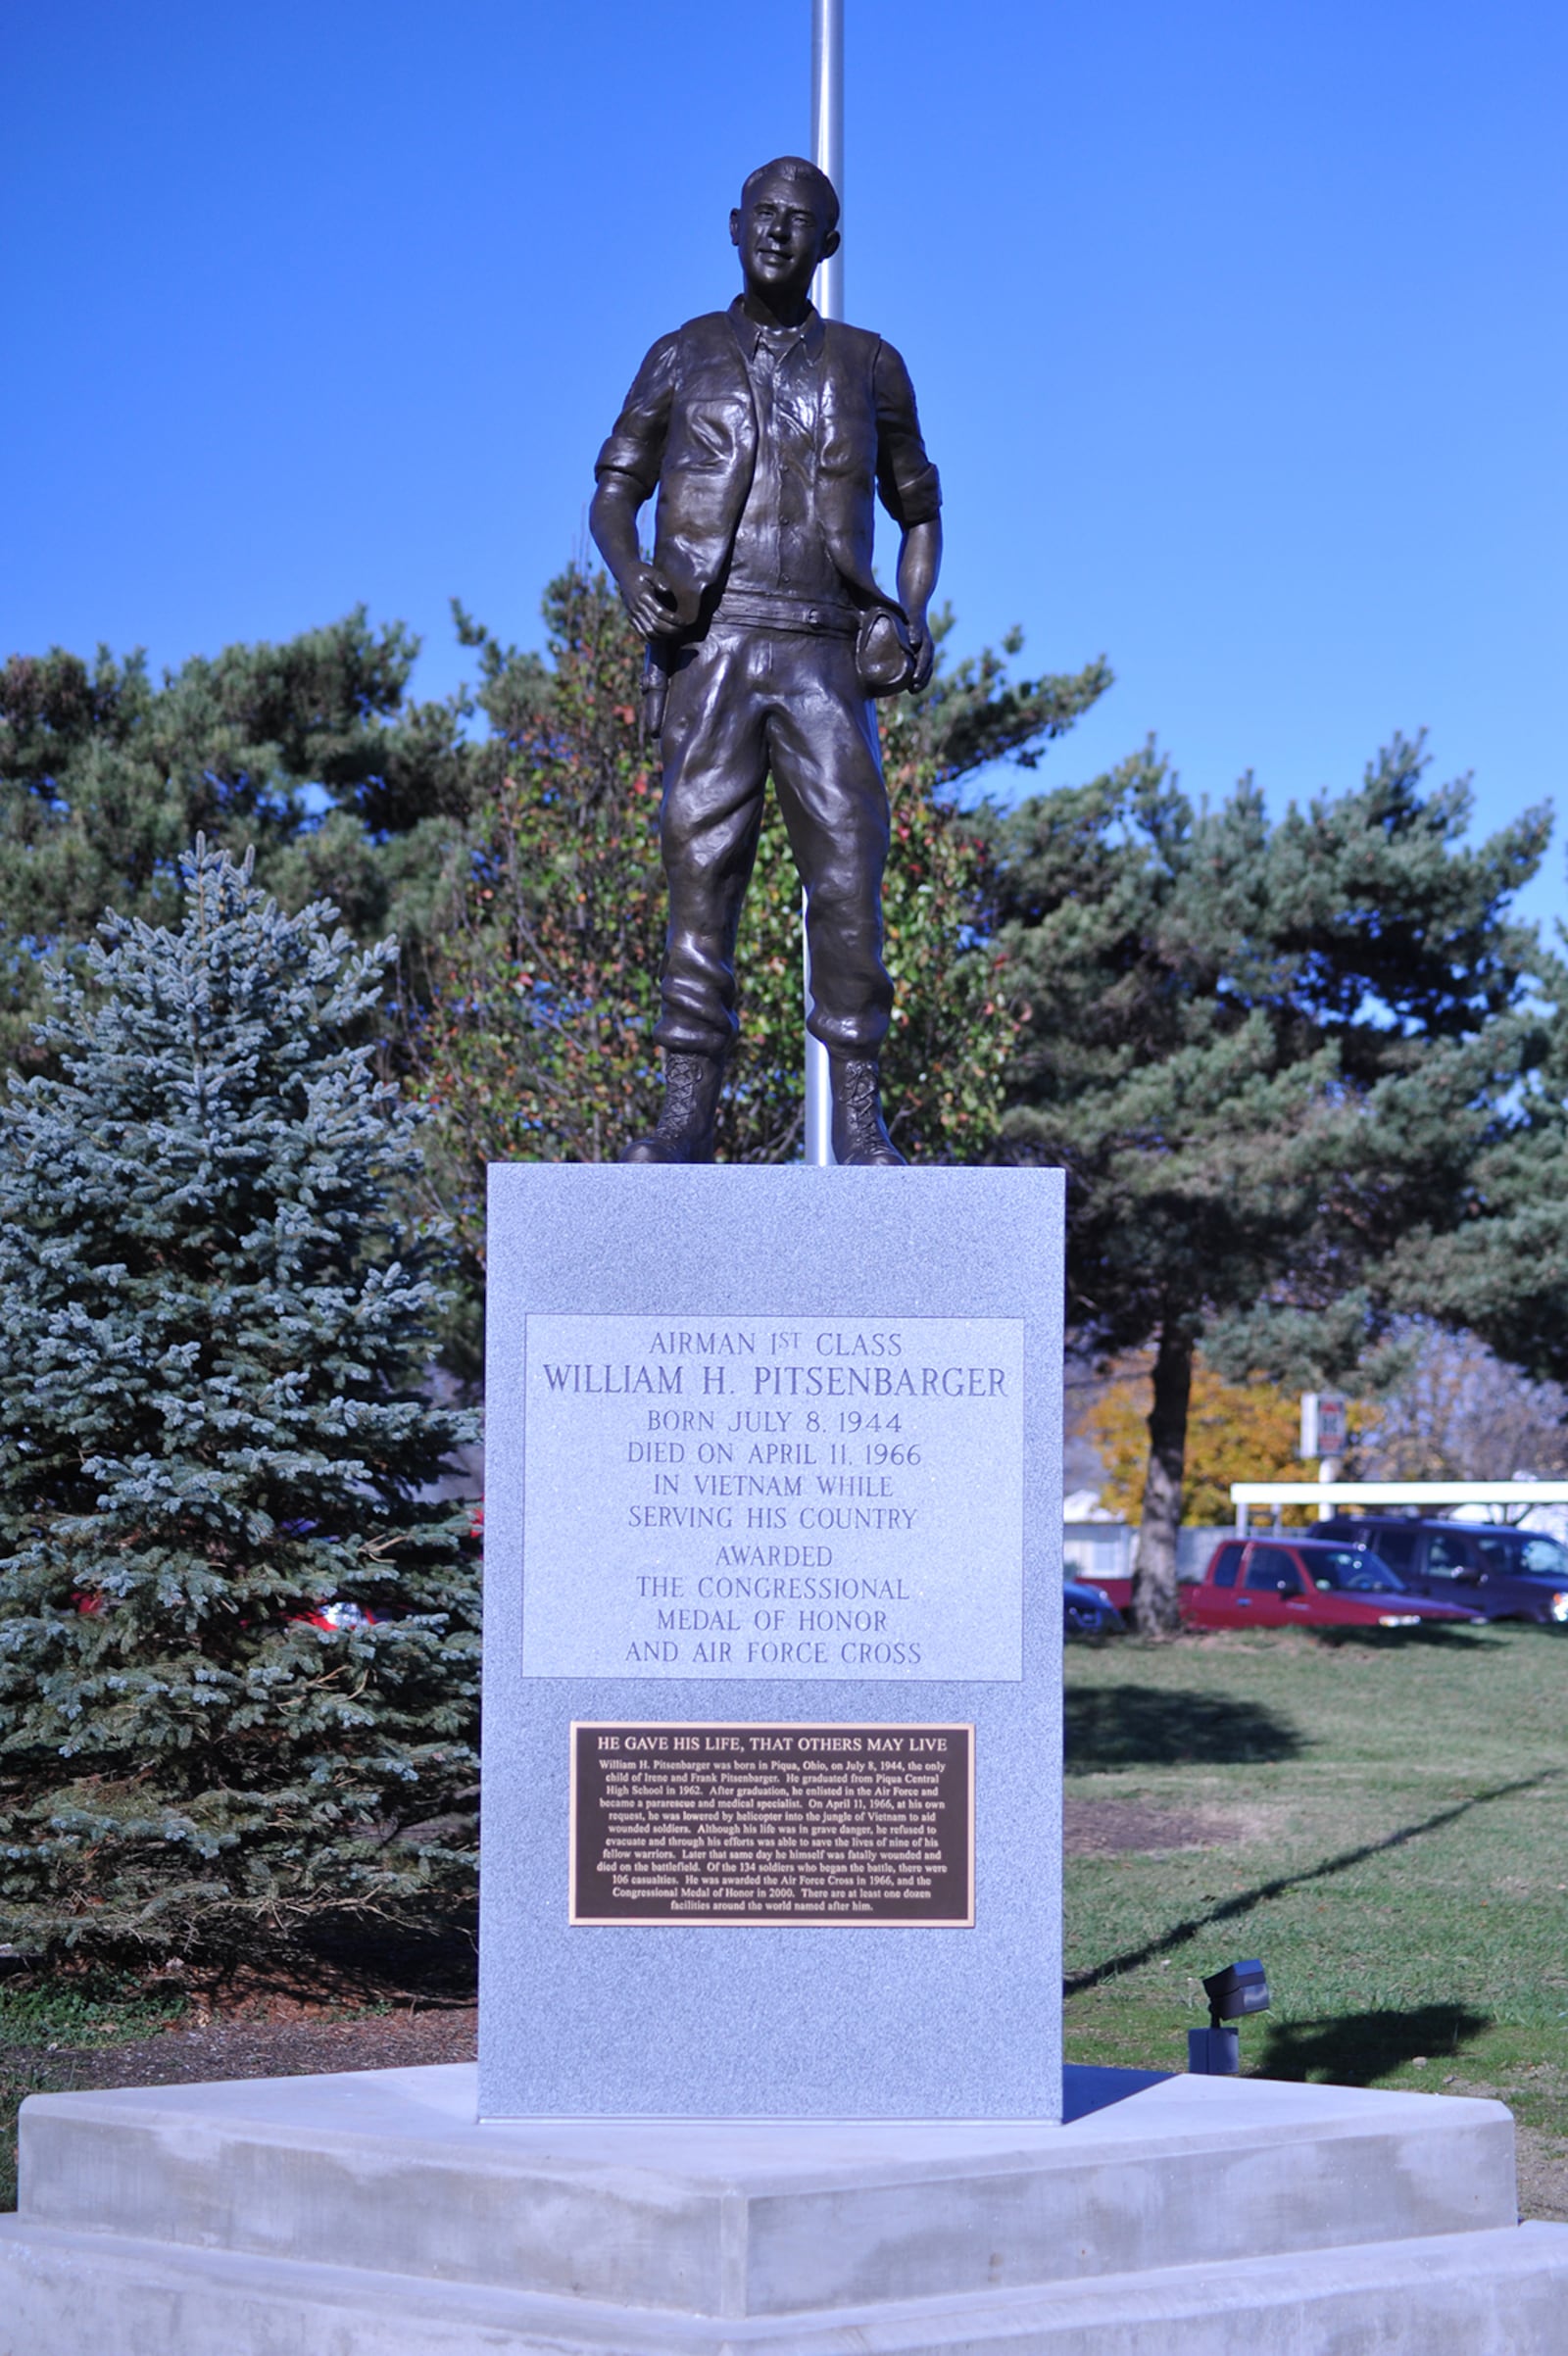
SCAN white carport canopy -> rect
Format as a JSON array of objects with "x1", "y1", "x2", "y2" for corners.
[{"x1": 1229, "y1": 1481, "x2": 1568, "y2": 1534}]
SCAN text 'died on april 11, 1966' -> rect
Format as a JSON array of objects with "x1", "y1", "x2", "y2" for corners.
[{"x1": 520, "y1": 1315, "x2": 1024, "y2": 1681}]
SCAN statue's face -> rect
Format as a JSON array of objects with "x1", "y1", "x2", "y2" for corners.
[{"x1": 729, "y1": 173, "x2": 838, "y2": 304}]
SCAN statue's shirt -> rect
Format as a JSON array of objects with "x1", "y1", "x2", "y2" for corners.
[
  {"x1": 724, "y1": 314, "x2": 845, "y2": 612},
  {"x1": 595, "y1": 298, "x2": 941, "y2": 633}
]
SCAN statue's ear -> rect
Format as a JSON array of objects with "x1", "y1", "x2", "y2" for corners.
[
  {"x1": 819, "y1": 226, "x2": 841, "y2": 263},
  {"x1": 729, "y1": 208, "x2": 743, "y2": 248}
]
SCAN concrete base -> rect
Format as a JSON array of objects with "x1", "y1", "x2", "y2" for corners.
[{"x1": 5, "y1": 2061, "x2": 1568, "y2": 2353}]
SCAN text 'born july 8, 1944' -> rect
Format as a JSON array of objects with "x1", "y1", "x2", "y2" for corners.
[{"x1": 518, "y1": 1315, "x2": 1025, "y2": 1682}]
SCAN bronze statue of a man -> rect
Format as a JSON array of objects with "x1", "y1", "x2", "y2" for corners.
[{"x1": 590, "y1": 155, "x2": 943, "y2": 1166}]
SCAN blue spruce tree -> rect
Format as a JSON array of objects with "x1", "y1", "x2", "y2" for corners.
[{"x1": 0, "y1": 841, "x2": 478, "y2": 1962}]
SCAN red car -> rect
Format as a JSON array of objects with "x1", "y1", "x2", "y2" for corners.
[{"x1": 1182, "y1": 1537, "x2": 1484, "y2": 1631}]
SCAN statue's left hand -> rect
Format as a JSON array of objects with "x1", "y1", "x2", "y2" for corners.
[
  {"x1": 908, "y1": 623, "x2": 936, "y2": 694},
  {"x1": 619, "y1": 562, "x2": 683, "y2": 644}
]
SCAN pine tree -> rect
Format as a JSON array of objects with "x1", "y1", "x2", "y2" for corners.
[
  {"x1": 0, "y1": 842, "x2": 478, "y2": 1963},
  {"x1": 994, "y1": 736, "x2": 1552, "y2": 1633},
  {"x1": 0, "y1": 614, "x2": 482, "y2": 1067}
]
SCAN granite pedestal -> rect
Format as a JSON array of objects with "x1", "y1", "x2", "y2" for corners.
[
  {"x1": 6, "y1": 2060, "x2": 1568, "y2": 2353},
  {"x1": 479, "y1": 1165, "x2": 1064, "y2": 2120}
]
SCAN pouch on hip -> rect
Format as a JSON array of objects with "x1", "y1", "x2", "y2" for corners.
[{"x1": 855, "y1": 606, "x2": 916, "y2": 698}]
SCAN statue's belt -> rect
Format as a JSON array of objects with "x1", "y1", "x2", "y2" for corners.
[{"x1": 707, "y1": 590, "x2": 860, "y2": 639}]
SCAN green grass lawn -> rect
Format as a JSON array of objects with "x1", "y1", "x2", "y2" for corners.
[{"x1": 1064, "y1": 1619, "x2": 1568, "y2": 2201}]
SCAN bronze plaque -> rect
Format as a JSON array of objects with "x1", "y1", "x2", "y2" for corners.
[{"x1": 569, "y1": 1722, "x2": 974, "y2": 1926}]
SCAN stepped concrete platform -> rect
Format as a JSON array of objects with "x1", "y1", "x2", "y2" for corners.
[{"x1": 4, "y1": 2060, "x2": 1568, "y2": 2354}]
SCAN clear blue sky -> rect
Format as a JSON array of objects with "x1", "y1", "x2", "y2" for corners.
[{"x1": 5, "y1": 1, "x2": 1565, "y2": 919}]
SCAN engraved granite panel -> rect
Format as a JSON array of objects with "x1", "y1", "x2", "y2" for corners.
[{"x1": 479, "y1": 1164, "x2": 1063, "y2": 2119}]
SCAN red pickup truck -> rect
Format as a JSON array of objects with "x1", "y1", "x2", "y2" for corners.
[{"x1": 1181, "y1": 1536, "x2": 1483, "y2": 1631}]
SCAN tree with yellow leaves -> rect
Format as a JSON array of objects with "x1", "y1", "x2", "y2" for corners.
[{"x1": 1077, "y1": 1359, "x2": 1317, "y2": 1528}]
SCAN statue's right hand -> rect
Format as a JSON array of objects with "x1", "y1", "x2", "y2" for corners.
[{"x1": 620, "y1": 563, "x2": 681, "y2": 642}]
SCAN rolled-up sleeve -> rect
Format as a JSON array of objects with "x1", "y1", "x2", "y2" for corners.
[
  {"x1": 872, "y1": 339, "x2": 942, "y2": 528},
  {"x1": 594, "y1": 333, "x2": 679, "y2": 499}
]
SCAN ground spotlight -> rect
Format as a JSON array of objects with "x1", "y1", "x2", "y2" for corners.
[{"x1": 1189, "y1": 1958, "x2": 1271, "y2": 2076}]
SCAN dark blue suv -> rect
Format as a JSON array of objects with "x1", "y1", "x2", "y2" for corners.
[{"x1": 1317, "y1": 1516, "x2": 1568, "y2": 1626}]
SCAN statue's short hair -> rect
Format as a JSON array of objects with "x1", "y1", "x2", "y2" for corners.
[{"x1": 740, "y1": 155, "x2": 840, "y2": 232}]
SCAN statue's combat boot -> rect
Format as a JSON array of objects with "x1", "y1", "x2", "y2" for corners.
[
  {"x1": 619, "y1": 1050, "x2": 725, "y2": 1164},
  {"x1": 828, "y1": 1055, "x2": 906, "y2": 1166}
]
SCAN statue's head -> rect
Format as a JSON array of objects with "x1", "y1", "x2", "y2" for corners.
[{"x1": 730, "y1": 157, "x2": 841, "y2": 306}]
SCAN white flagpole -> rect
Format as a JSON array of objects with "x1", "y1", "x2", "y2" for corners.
[
  {"x1": 804, "y1": 0, "x2": 843, "y2": 1167},
  {"x1": 810, "y1": 0, "x2": 844, "y2": 319}
]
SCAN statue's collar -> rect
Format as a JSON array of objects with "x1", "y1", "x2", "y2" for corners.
[{"x1": 728, "y1": 295, "x2": 825, "y2": 364}]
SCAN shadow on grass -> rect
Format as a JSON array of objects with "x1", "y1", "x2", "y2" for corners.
[
  {"x1": 1066, "y1": 1685, "x2": 1303, "y2": 1773},
  {"x1": 1065, "y1": 1768, "x2": 1560, "y2": 1996},
  {"x1": 234, "y1": 1913, "x2": 479, "y2": 2010},
  {"x1": 1311, "y1": 1624, "x2": 1509, "y2": 1652},
  {"x1": 1256, "y1": 2002, "x2": 1492, "y2": 2086},
  {"x1": 0, "y1": 1911, "x2": 478, "y2": 2023}
]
